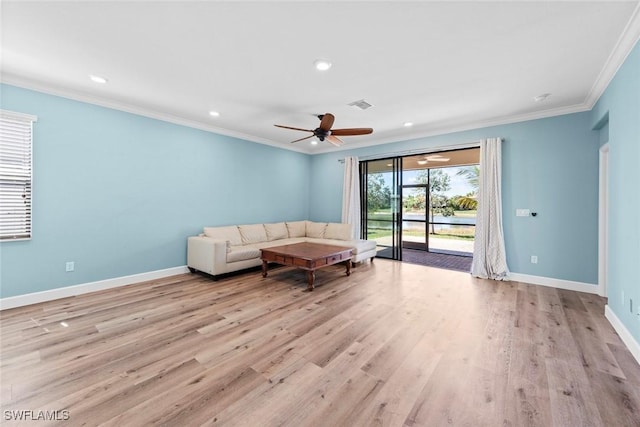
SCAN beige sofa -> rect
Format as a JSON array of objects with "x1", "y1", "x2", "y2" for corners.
[{"x1": 187, "y1": 220, "x2": 377, "y2": 278}]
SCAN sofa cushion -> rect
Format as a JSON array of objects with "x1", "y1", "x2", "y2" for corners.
[
  {"x1": 305, "y1": 238, "x2": 376, "y2": 255},
  {"x1": 306, "y1": 221, "x2": 328, "y2": 238},
  {"x1": 325, "y1": 223, "x2": 354, "y2": 241},
  {"x1": 238, "y1": 224, "x2": 268, "y2": 245},
  {"x1": 286, "y1": 221, "x2": 306, "y2": 238},
  {"x1": 227, "y1": 246, "x2": 261, "y2": 263},
  {"x1": 347, "y1": 239, "x2": 377, "y2": 254},
  {"x1": 204, "y1": 226, "x2": 242, "y2": 246},
  {"x1": 264, "y1": 222, "x2": 288, "y2": 241},
  {"x1": 248, "y1": 237, "x2": 306, "y2": 250}
]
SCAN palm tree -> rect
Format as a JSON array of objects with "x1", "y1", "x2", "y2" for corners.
[{"x1": 456, "y1": 166, "x2": 479, "y2": 210}]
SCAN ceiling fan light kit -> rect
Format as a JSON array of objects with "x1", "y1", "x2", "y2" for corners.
[{"x1": 274, "y1": 113, "x2": 373, "y2": 147}]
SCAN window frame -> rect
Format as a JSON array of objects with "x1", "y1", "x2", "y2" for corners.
[{"x1": 0, "y1": 109, "x2": 37, "y2": 242}]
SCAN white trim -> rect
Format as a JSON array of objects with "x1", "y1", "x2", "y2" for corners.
[
  {"x1": 314, "y1": 105, "x2": 590, "y2": 155},
  {"x1": 584, "y1": 2, "x2": 640, "y2": 108},
  {"x1": 508, "y1": 272, "x2": 598, "y2": 294},
  {"x1": 605, "y1": 305, "x2": 640, "y2": 365},
  {"x1": 1, "y1": 75, "x2": 309, "y2": 155},
  {"x1": 6, "y1": 72, "x2": 588, "y2": 156},
  {"x1": 0, "y1": 266, "x2": 189, "y2": 310},
  {"x1": 598, "y1": 143, "x2": 610, "y2": 297}
]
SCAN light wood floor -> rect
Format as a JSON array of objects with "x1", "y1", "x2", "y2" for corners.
[{"x1": 2, "y1": 260, "x2": 640, "y2": 426}]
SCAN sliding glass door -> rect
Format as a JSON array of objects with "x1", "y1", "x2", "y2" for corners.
[
  {"x1": 361, "y1": 158, "x2": 402, "y2": 260},
  {"x1": 361, "y1": 148, "x2": 479, "y2": 260},
  {"x1": 402, "y1": 184, "x2": 428, "y2": 250}
]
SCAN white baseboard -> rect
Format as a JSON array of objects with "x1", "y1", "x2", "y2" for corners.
[
  {"x1": 508, "y1": 272, "x2": 598, "y2": 294},
  {"x1": 605, "y1": 305, "x2": 640, "y2": 365},
  {"x1": 0, "y1": 266, "x2": 190, "y2": 310}
]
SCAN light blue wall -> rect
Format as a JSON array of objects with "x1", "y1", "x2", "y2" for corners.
[
  {"x1": 591, "y1": 41, "x2": 640, "y2": 343},
  {"x1": 309, "y1": 112, "x2": 600, "y2": 285},
  {"x1": 0, "y1": 84, "x2": 310, "y2": 298}
]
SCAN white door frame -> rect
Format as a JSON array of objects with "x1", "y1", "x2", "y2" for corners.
[{"x1": 598, "y1": 143, "x2": 610, "y2": 297}]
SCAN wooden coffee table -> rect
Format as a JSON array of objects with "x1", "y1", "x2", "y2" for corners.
[{"x1": 261, "y1": 242, "x2": 353, "y2": 291}]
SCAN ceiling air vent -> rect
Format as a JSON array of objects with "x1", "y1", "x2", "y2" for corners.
[{"x1": 348, "y1": 99, "x2": 373, "y2": 110}]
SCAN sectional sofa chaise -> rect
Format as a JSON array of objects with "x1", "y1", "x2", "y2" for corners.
[{"x1": 187, "y1": 220, "x2": 377, "y2": 279}]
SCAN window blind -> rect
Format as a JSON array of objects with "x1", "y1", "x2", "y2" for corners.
[{"x1": 0, "y1": 110, "x2": 37, "y2": 241}]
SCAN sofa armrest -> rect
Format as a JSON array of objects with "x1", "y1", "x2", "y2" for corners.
[{"x1": 187, "y1": 236, "x2": 229, "y2": 275}]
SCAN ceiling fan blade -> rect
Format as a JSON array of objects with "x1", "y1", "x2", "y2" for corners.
[
  {"x1": 274, "y1": 124, "x2": 314, "y2": 132},
  {"x1": 326, "y1": 135, "x2": 344, "y2": 147},
  {"x1": 290, "y1": 135, "x2": 315, "y2": 144},
  {"x1": 319, "y1": 113, "x2": 335, "y2": 132},
  {"x1": 330, "y1": 128, "x2": 373, "y2": 136}
]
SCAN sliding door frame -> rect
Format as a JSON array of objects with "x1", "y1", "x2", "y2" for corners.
[{"x1": 360, "y1": 157, "x2": 403, "y2": 260}]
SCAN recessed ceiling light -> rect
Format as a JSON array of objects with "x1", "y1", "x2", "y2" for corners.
[
  {"x1": 310, "y1": 140, "x2": 318, "y2": 145},
  {"x1": 417, "y1": 160, "x2": 428, "y2": 165},
  {"x1": 534, "y1": 93, "x2": 551, "y2": 102},
  {"x1": 89, "y1": 75, "x2": 108, "y2": 84},
  {"x1": 386, "y1": 163, "x2": 392, "y2": 167},
  {"x1": 209, "y1": 111, "x2": 220, "y2": 117},
  {"x1": 314, "y1": 59, "x2": 332, "y2": 71},
  {"x1": 404, "y1": 122, "x2": 413, "y2": 127}
]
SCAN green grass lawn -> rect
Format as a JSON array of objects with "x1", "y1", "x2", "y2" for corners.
[
  {"x1": 368, "y1": 210, "x2": 477, "y2": 220},
  {"x1": 366, "y1": 208, "x2": 476, "y2": 241},
  {"x1": 367, "y1": 229, "x2": 475, "y2": 240}
]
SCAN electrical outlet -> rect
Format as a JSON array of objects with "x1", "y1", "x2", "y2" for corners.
[
  {"x1": 530, "y1": 255, "x2": 538, "y2": 264},
  {"x1": 516, "y1": 209, "x2": 530, "y2": 217},
  {"x1": 631, "y1": 299, "x2": 634, "y2": 314},
  {"x1": 65, "y1": 261, "x2": 75, "y2": 272}
]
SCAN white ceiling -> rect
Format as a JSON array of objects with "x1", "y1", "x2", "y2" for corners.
[{"x1": 2, "y1": 1, "x2": 639, "y2": 154}]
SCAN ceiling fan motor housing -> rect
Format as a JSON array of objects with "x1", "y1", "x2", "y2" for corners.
[{"x1": 314, "y1": 128, "x2": 330, "y2": 140}]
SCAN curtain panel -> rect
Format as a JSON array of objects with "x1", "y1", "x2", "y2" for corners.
[
  {"x1": 471, "y1": 138, "x2": 510, "y2": 280},
  {"x1": 341, "y1": 156, "x2": 361, "y2": 239}
]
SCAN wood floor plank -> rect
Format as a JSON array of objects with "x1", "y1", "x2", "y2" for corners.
[
  {"x1": 545, "y1": 357, "x2": 604, "y2": 427},
  {"x1": 1, "y1": 260, "x2": 639, "y2": 426},
  {"x1": 563, "y1": 306, "x2": 626, "y2": 378},
  {"x1": 354, "y1": 334, "x2": 443, "y2": 426},
  {"x1": 584, "y1": 368, "x2": 640, "y2": 426}
]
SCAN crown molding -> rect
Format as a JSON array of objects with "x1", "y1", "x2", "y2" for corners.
[
  {"x1": 584, "y1": 1, "x2": 640, "y2": 108},
  {"x1": 311, "y1": 102, "x2": 591, "y2": 155},
  {"x1": 0, "y1": 73, "x2": 603, "y2": 157},
  {"x1": 0, "y1": 75, "x2": 310, "y2": 155}
]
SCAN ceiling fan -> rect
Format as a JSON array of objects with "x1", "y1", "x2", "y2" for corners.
[{"x1": 274, "y1": 113, "x2": 373, "y2": 147}]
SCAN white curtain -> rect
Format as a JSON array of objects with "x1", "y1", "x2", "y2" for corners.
[
  {"x1": 471, "y1": 138, "x2": 510, "y2": 280},
  {"x1": 341, "y1": 156, "x2": 361, "y2": 239}
]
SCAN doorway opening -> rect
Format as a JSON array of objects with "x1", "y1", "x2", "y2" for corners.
[
  {"x1": 599, "y1": 143, "x2": 609, "y2": 297},
  {"x1": 361, "y1": 147, "x2": 480, "y2": 270}
]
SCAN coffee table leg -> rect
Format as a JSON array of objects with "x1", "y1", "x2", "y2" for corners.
[
  {"x1": 307, "y1": 270, "x2": 315, "y2": 291},
  {"x1": 262, "y1": 260, "x2": 268, "y2": 277},
  {"x1": 345, "y1": 260, "x2": 351, "y2": 276}
]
